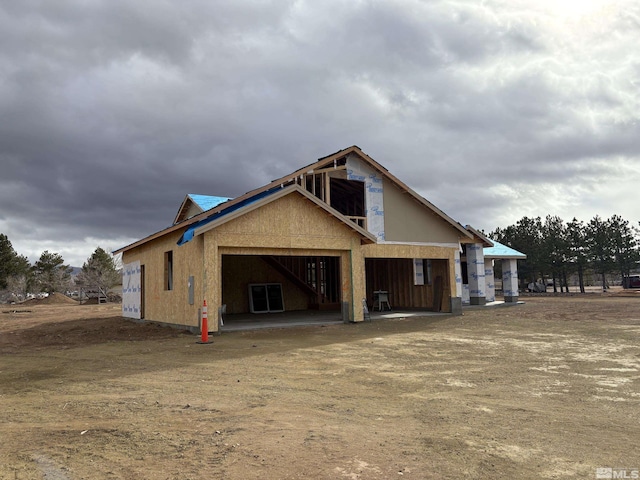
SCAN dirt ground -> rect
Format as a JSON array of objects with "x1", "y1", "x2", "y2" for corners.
[{"x1": 1, "y1": 294, "x2": 639, "y2": 479}]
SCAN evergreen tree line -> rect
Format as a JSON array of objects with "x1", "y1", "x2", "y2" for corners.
[
  {"x1": 490, "y1": 215, "x2": 640, "y2": 292},
  {"x1": 3, "y1": 213, "x2": 639, "y2": 300},
  {"x1": 0, "y1": 233, "x2": 120, "y2": 302}
]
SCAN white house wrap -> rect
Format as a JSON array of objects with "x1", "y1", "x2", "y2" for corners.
[
  {"x1": 466, "y1": 243, "x2": 486, "y2": 305},
  {"x1": 502, "y1": 259, "x2": 520, "y2": 302},
  {"x1": 347, "y1": 154, "x2": 385, "y2": 242},
  {"x1": 484, "y1": 259, "x2": 495, "y2": 302},
  {"x1": 122, "y1": 261, "x2": 141, "y2": 319}
]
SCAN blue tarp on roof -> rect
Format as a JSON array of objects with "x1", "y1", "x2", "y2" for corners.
[
  {"x1": 483, "y1": 240, "x2": 526, "y2": 259},
  {"x1": 177, "y1": 188, "x2": 281, "y2": 246},
  {"x1": 188, "y1": 194, "x2": 231, "y2": 211}
]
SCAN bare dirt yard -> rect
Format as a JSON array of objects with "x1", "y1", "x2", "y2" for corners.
[{"x1": 1, "y1": 294, "x2": 640, "y2": 479}]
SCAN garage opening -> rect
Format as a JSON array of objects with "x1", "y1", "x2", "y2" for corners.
[
  {"x1": 365, "y1": 258, "x2": 450, "y2": 312},
  {"x1": 222, "y1": 254, "x2": 342, "y2": 315}
]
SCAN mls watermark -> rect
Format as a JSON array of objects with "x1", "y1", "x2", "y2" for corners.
[{"x1": 596, "y1": 468, "x2": 639, "y2": 479}]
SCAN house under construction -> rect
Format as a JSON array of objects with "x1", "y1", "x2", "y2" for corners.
[{"x1": 114, "y1": 146, "x2": 523, "y2": 332}]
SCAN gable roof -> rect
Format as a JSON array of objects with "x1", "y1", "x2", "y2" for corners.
[
  {"x1": 240, "y1": 145, "x2": 473, "y2": 239},
  {"x1": 189, "y1": 194, "x2": 231, "y2": 211},
  {"x1": 483, "y1": 240, "x2": 527, "y2": 259},
  {"x1": 114, "y1": 145, "x2": 472, "y2": 255},
  {"x1": 174, "y1": 194, "x2": 231, "y2": 224}
]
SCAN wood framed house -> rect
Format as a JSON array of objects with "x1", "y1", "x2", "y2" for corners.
[{"x1": 115, "y1": 146, "x2": 522, "y2": 333}]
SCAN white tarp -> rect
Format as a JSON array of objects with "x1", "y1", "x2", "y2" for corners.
[{"x1": 122, "y1": 260, "x2": 141, "y2": 319}]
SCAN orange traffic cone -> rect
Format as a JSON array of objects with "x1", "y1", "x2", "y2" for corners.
[{"x1": 197, "y1": 299, "x2": 213, "y2": 344}]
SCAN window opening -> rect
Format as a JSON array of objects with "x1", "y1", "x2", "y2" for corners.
[
  {"x1": 164, "y1": 251, "x2": 173, "y2": 291},
  {"x1": 329, "y1": 178, "x2": 366, "y2": 228}
]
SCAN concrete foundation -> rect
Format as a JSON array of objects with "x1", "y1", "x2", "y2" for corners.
[
  {"x1": 450, "y1": 297, "x2": 463, "y2": 315},
  {"x1": 470, "y1": 296, "x2": 487, "y2": 306}
]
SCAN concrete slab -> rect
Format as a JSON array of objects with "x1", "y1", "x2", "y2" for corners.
[
  {"x1": 220, "y1": 309, "x2": 448, "y2": 332},
  {"x1": 220, "y1": 310, "x2": 342, "y2": 332},
  {"x1": 463, "y1": 300, "x2": 525, "y2": 310}
]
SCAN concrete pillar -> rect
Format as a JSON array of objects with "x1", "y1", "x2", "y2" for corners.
[
  {"x1": 485, "y1": 259, "x2": 495, "y2": 302},
  {"x1": 502, "y1": 258, "x2": 519, "y2": 303},
  {"x1": 467, "y1": 243, "x2": 486, "y2": 305}
]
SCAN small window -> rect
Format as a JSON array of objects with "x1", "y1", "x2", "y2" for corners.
[{"x1": 164, "y1": 251, "x2": 173, "y2": 291}]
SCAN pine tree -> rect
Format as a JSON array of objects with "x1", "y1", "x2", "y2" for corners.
[
  {"x1": 0, "y1": 234, "x2": 29, "y2": 290},
  {"x1": 33, "y1": 251, "x2": 72, "y2": 294},
  {"x1": 585, "y1": 216, "x2": 615, "y2": 290},
  {"x1": 566, "y1": 218, "x2": 587, "y2": 293},
  {"x1": 608, "y1": 215, "x2": 640, "y2": 283},
  {"x1": 541, "y1": 216, "x2": 569, "y2": 292},
  {"x1": 75, "y1": 247, "x2": 120, "y2": 296}
]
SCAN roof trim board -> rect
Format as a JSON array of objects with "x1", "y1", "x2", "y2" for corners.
[
  {"x1": 380, "y1": 241, "x2": 461, "y2": 248},
  {"x1": 184, "y1": 184, "x2": 377, "y2": 244}
]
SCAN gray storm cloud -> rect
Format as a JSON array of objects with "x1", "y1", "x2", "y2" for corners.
[{"x1": 1, "y1": 0, "x2": 638, "y2": 266}]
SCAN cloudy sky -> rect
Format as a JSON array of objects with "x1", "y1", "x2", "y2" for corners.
[{"x1": 1, "y1": 0, "x2": 639, "y2": 267}]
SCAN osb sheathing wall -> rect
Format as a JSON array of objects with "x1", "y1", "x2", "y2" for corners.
[
  {"x1": 121, "y1": 230, "x2": 205, "y2": 330},
  {"x1": 208, "y1": 193, "x2": 365, "y2": 251},
  {"x1": 202, "y1": 192, "x2": 367, "y2": 326}
]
